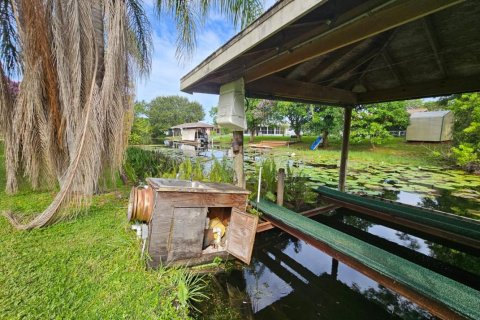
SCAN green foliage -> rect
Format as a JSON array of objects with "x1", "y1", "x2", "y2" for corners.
[
  {"x1": 176, "y1": 158, "x2": 205, "y2": 181},
  {"x1": 209, "y1": 157, "x2": 234, "y2": 183},
  {"x1": 351, "y1": 102, "x2": 410, "y2": 148},
  {"x1": 249, "y1": 158, "x2": 278, "y2": 202},
  {"x1": 129, "y1": 101, "x2": 152, "y2": 145},
  {"x1": 308, "y1": 105, "x2": 343, "y2": 147},
  {"x1": 284, "y1": 164, "x2": 316, "y2": 211},
  {"x1": 170, "y1": 268, "x2": 208, "y2": 315},
  {"x1": 247, "y1": 158, "x2": 315, "y2": 210},
  {"x1": 124, "y1": 147, "x2": 181, "y2": 182},
  {"x1": 452, "y1": 145, "x2": 478, "y2": 167},
  {"x1": 448, "y1": 93, "x2": 480, "y2": 170},
  {"x1": 245, "y1": 99, "x2": 283, "y2": 140},
  {"x1": 278, "y1": 101, "x2": 312, "y2": 140},
  {"x1": 155, "y1": 0, "x2": 263, "y2": 60},
  {"x1": 148, "y1": 95, "x2": 205, "y2": 140}
]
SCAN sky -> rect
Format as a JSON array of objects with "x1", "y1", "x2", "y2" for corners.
[{"x1": 136, "y1": 0, "x2": 277, "y2": 123}]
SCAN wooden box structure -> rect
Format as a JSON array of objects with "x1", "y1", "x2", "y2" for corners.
[{"x1": 145, "y1": 178, "x2": 256, "y2": 268}]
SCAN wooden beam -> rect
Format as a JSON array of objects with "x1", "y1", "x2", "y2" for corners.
[
  {"x1": 319, "y1": 195, "x2": 480, "y2": 252},
  {"x1": 181, "y1": 0, "x2": 327, "y2": 91},
  {"x1": 338, "y1": 107, "x2": 352, "y2": 192},
  {"x1": 308, "y1": 45, "x2": 358, "y2": 83},
  {"x1": 422, "y1": 17, "x2": 447, "y2": 77},
  {"x1": 382, "y1": 49, "x2": 405, "y2": 85},
  {"x1": 256, "y1": 204, "x2": 339, "y2": 233},
  {"x1": 326, "y1": 34, "x2": 393, "y2": 87},
  {"x1": 358, "y1": 76, "x2": 480, "y2": 104},
  {"x1": 244, "y1": 0, "x2": 463, "y2": 83},
  {"x1": 246, "y1": 76, "x2": 357, "y2": 105}
]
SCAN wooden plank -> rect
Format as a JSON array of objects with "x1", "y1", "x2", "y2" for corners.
[
  {"x1": 148, "y1": 196, "x2": 174, "y2": 268},
  {"x1": 263, "y1": 212, "x2": 468, "y2": 320},
  {"x1": 244, "y1": 0, "x2": 463, "y2": 84},
  {"x1": 256, "y1": 204, "x2": 339, "y2": 233},
  {"x1": 147, "y1": 191, "x2": 249, "y2": 268},
  {"x1": 180, "y1": 0, "x2": 327, "y2": 91},
  {"x1": 167, "y1": 207, "x2": 208, "y2": 262},
  {"x1": 358, "y1": 76, "x2": 480, "y2": 104},
  {"x1": 162, "y1": 192, "x2": 248, "y2": 211},
  {"x1": 319, "y1": 195, "x2": 480, "y2": 252},
  {"x1": 226, "y1": 209, "x2": 258, "y2": 264},
  {"x1": 246, "y1": 76, "x2": 357, "y2": 105}
]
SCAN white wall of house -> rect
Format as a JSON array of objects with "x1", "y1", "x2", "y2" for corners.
[{"x1": 244, "y1": 126, "x2": 287, "y2": 136}]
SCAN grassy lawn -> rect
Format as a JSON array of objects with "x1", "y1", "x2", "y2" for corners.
[{"x1": 0, "y1": 143, "x2": 210, "y2": 319}]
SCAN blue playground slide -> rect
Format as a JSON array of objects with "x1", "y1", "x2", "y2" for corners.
[{"x1": 310, "y1": 136, "x2": 323, "y2": 150}]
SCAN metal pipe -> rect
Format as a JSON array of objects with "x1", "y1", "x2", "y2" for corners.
[{"x1": 257, "y1": 167, "x2": 263, "y2": 203}]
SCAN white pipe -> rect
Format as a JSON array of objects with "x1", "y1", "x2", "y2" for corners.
[{"x1": 257, "y1": 167, "x2": 262, "y2": 203}]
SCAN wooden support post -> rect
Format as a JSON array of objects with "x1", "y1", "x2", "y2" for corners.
[
  {"x1": 276, "y1": 168, "x2": 285, "y2": 206},
  {"x1": 331, "y1": 258, "x2": 339, "y2": 280},
  {"x1": 338, "y1": 106, "x2": 353, "y2": 192},
  {"x1": 232, "y1": 131, "x2": 245, "y2": 188}
]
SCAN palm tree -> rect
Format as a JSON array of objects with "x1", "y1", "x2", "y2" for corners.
[{"x1": 0, "y1": 0, "x2": 263, "y2": 229}]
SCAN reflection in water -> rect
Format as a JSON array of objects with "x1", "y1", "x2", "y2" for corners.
[
  {"x1": 223, "y1": 233, "x2": 433, "y2": 319},
  {"x1": 150, "y1": 142, "x2": 479, "y2": 318}
]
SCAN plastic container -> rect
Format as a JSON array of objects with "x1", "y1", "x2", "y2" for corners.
[{"x1": 217, "y1": 78, "x2": 247, "y2": 130}]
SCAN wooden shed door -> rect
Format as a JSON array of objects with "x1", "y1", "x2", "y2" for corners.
[
  {"x1": 167, "y1": 207, "x2": 208, "y2": 262},
  {"x1": 226, "y1": 209, "x2": 258, "y2": 265}
]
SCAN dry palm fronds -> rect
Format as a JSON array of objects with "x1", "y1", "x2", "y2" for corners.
[{"x1": 1, "y1": 0, "x2": 151, "y2": 229}]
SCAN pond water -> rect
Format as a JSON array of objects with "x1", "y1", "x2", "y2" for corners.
[{"x1": 145, "y1": 142, "x2": 480, "y2": 319}]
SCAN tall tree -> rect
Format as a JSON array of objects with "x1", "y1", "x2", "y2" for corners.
[
  {"x1": 308, "y1": 106, "x2": 343, "y2": 148},
  {"x1": 278, "y1": 101, "x2": 312, "y2": 141},
  {"x1": 350, "y1": 101, "x2": 409, "y2": 149},
  {"x1": 148, "y1": 95, "x2": 205, "y2": 139},
  {"x1": 129, "y1": 101, "x2": 152, "y2": 145},
  {"x1": 448, "y1": 93, "x2": 480, "y2": 171},
  {"x1": 245, "y1": 99, "x2": 281, "y2": 142},
  {"x1": 0, "y1": 0, "x2": 264, "y2": 229}
]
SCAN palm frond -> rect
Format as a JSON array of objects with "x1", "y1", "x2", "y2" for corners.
[
  {"x1": 156, "y1": 0, "x2": 263, "y2": 60},
  {"x1": 125, "y1": 0, "x2": 153, "y2": 76},
  {"x1": 0, "y1": 0, "x2": 20, "y2": 76}
]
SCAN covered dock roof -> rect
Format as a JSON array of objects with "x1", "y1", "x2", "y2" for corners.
[
  {"x1": 170, "y1": 121, "x2": 214, "y2": 129},
  {"x1": 181, "y1": 0, "x2": 480, "y2": 105}
]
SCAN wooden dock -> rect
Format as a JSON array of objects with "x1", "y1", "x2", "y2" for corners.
[{"x1": 253, "y1": 199, "x2": 480, "y2": 320}]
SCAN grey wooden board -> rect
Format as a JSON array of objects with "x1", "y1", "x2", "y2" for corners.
[
  {"x1": 226, "y1": 209, "x2": 258, "y2": 265},
  {"x1": 167, "y1": 207, "x2": 208, "y2": 263}
]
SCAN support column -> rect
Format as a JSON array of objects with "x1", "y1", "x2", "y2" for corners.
[
  {"x1": 232, "y1": 131, "x2": 245, "y2": 188},
  {"x1": 338, "y1": 106, "x2": 353, "y2": 192},
  {"x1": 276, "y1": 168, "x2": 285, "y2": 206}
]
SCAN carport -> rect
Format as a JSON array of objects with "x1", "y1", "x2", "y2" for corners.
[{"x1": 180, "y1": 0, "x2": 480, "y2": 191}]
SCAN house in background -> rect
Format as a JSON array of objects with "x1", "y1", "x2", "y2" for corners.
[
  {"x1": 406, "y1": 111, "x2": 453, "y2": 142},
  {"x1": 170, "y1": 122, "x2": 214, "y2": 144},
  {"x1": 244, "y1": 123, "x2": 296, "y2": 137}
]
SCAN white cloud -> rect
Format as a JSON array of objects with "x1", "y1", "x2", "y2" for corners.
[
  {"x1": 135, "y1": 1, "x2": 279, "y2": 122},
  {"x1": 136, "y1": 11, "x2": 237, "y2": 122}
]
